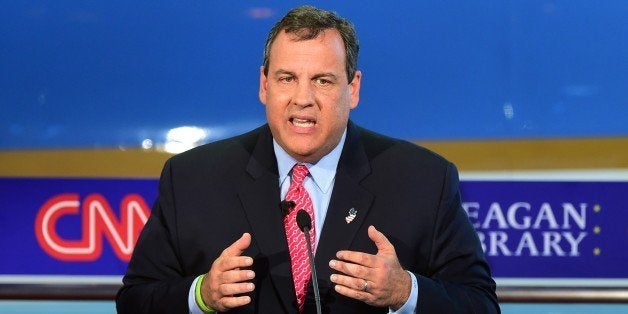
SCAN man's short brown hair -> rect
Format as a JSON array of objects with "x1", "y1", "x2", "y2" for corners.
[{"x1": 262, "y1": 5, "x2": 359, "y2": 83}]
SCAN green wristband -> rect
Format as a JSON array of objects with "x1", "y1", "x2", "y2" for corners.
[{"x1": 194, "y1": 274, "x2": 216, "y2": 313}]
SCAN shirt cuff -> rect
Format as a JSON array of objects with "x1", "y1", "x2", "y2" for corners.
[
  {"x1": 188, "y1": 275, "x2": 204, "y2": 314},
  {"x1": 389, "y1": 271, "x2": 418, "y2": 314}
]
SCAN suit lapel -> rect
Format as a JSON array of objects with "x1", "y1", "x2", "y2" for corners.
[
  {"x1": 237, "y1": 126, "x2": 296, "y2": 312},
  {"x1": 314, "y1": 122, "x2": 375, "y2": 296},
  {"x1": 237, "y1": 123, "x2": 377, "y2": 310}
]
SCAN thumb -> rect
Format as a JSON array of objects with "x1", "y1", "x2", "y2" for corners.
[
  {"x1": 368, "y1": 226, "x2": 395, "y2": 255},
  {"x1": 222, "y1": 233, "x2": 251, "y2": 257}
]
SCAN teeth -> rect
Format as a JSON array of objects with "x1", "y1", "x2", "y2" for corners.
[{"x1": 292, "y1": 118, "x2": 314, "y2": 127}]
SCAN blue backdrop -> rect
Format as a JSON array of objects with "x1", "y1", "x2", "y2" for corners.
[{"x1": 2, "y1": 1, "x2": 627, "y2": 149}]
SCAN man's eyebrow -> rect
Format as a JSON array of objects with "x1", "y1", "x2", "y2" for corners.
[
  {"x1": 272, "y1": 70, "x2": 338, "y2": 80},
  {"x1": 273, "y1": 69, "x2": 295, "y2": 76},
  {"x1": 312, "y1": 72, "x2": 338, "y2": 80}
]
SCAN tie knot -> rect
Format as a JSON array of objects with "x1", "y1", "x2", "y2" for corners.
[{"x1": 291, "y1": 164, "x2": 309, "y2": 186}]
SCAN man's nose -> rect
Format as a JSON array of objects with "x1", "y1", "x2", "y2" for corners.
[{"x1": 292, "y1": 81, "x2": 314, "y2": 107}]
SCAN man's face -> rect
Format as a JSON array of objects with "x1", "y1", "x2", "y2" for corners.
[{"x1": 259, "y1": 29, "x2": 361, "y2": 163}]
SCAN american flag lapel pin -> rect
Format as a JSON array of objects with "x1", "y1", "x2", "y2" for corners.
[{"x1": 345, "y1": 208, "x2": 357, "y2": 224}]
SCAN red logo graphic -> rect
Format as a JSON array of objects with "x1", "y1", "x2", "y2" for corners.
[{"x1": 35, "y1": 193, "x2": 150, "y2": 262}]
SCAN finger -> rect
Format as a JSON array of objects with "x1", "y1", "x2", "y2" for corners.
[
  {"x1": 329, "y1": 259, "x2": 370, "y2": 279},
  {"x1": 221, "y1": 233, "x2": 252, "y2": 257},
  {"x1": 330, "y1": 273, "x2": 372, "y2": 292},
  {"x1": 335, "y1": 250, "x2": 376, "y2": 268},
  {"x1": 215, "y1": 255, "x2": 254, "y2": 273},
  {"x1": 219, "y1": 268, "x2": 255, "y2": 284},
  {"x1": 368, "y1": 225, "x2": 395, "y2": 254},
  {"x1": 219, "y1": 282, "x2": 255, "y2": 296},
  {"x1": 334, "y1": 284, "x2": 369, "y2": 302},
  {"x1": 219, "y1": 295, "x2": 252, "y2": 309}
]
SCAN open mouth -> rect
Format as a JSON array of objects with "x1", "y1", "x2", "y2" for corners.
[{"x1": 290, "y1": 117, "x2": 316, "y2": 128}]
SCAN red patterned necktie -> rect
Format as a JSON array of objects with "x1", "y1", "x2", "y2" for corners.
[{"x1": 283, "y1": 164, "x2": 316, "y2": 312}]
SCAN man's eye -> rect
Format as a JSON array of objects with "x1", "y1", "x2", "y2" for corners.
[
  {"x1": 315, "y1": 78, "x2": 332, "y2": 86},
  {"x1": 279, "y1": 76, "x2": 294, "y2": 83}
]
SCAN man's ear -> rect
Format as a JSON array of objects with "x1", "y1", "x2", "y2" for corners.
[
  {"x1": 259, "y1": 66, "x2": 268, "y2": 105},
  {"x1": 348, "y1": 70, "x2": 361, "y2": 109}
]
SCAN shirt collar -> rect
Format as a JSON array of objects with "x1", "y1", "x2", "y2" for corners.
[{"x1": 273, "y1": 129, "x2": 347, "y2": 193}]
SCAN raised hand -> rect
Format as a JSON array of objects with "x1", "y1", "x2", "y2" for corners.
[
  {"x1": 329, "y1": 226, "x2": 411, "y2": 310},
  {"x1": 201, "y1": 233, "x2": 256, "y2": 312}
]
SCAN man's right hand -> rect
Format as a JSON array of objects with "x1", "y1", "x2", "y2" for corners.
[{"x1": 201, "y1": 233, "x2": 255, "y2": 312}]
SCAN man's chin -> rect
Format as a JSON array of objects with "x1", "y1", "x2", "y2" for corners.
[{"x1": 284, "y1": 146, "x2": 320, "y2": 163}]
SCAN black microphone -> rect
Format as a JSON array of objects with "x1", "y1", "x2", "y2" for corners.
[
  {"x1": 280, "y1": 200, "x2": 295, "y2": 217},
  {"x1": 296, "y1": 210, "x2": 322, "y2": 314}
]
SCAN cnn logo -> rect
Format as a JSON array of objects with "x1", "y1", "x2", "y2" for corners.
[{"x1": 35, "y1": 193, "x2": 150, "y2": 262}]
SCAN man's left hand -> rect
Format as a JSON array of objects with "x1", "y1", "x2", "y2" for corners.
[{"x1": 329, "y1": 225, "x2": 411, "y2": 310}]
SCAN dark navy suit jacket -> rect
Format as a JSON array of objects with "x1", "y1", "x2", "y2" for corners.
[{"x1": 116, "y1": 122, "x2": 499, "y2": 313}]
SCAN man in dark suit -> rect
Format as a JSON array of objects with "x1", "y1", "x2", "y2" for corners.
[{"x1": 117, "y1": 5, "x2": 499, "y2": 313}]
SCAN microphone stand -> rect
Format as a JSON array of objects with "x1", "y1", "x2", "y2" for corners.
[
  {"x1": 302, "y1": 224, "x2": 322, "y2": 314},
  {"x1": 296, "y1": 209, "x2": 322, "y2": 314}
]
